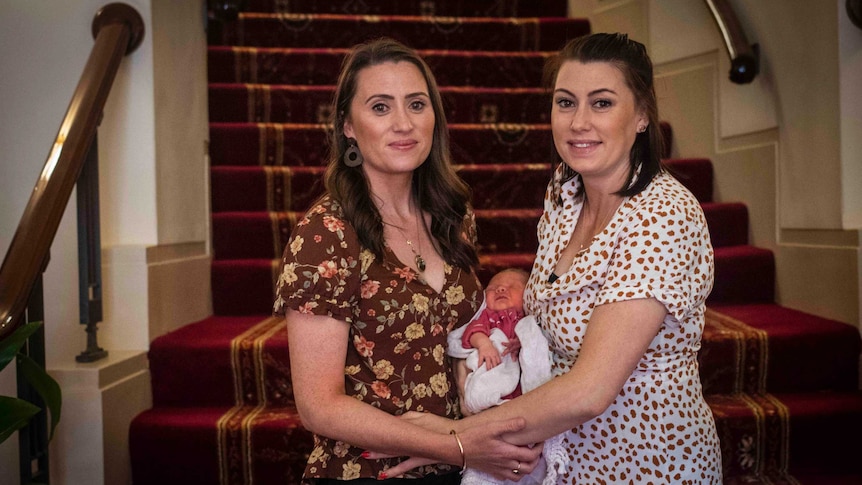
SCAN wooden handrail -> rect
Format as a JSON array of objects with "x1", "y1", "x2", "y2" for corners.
[
  {"x1": 0, "y1": 3, "x2": 144, "y2": 342},
  {"x1": 704, "y1": 0, "x2": 759, "y2": 84}
]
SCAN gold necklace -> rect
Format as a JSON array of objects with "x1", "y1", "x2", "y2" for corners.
[{"x1": 385, "y1": 218, "x2": 426, "y2": 272}]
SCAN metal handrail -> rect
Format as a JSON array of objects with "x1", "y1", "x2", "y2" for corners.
[
  {"x1": 0, "y1": 3, "x2": 144, "y2": 343},
  {"x1": 704, "y1": 0, "x2": 760, "y2": 84}
]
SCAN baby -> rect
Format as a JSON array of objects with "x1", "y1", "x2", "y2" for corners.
[
  {"x1": 449, "y1": 268, "x2": 552, "y2": 415},
  {"x1": 447, "y1": 269, "x2": 563, "y2": 484},
  {"x1": 379, "y1": 270, "x2": 562, "y2": 483},
  {"x1": 459, "y1": 268, "x2": 529, "y2": 402}
]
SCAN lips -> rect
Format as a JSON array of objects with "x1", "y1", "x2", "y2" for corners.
[
  {"x1": 567, "y1": 140, "x2": 601, "y2": 155},
  {"x1": 390, "y1": 139, "x2": 418, "y2": 149}
]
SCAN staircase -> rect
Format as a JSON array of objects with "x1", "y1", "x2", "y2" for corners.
[{"x1": 129, "y1": 1, "x2": 862, "y2": 484}]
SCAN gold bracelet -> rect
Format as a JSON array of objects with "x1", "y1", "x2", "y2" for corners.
[{"x1": 449, "y1": 429, "x2": 466, "y2": 474}]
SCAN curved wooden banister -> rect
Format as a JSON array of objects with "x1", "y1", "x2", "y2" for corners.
[
  {"x1": 0, "y1": 3, "x2": 144, "y2": 342},
  {"x1": 704, "y1": 0, "x2": 759, "y2": 84}
]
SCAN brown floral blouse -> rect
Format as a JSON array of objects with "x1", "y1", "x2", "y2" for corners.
[{"x1": 273, "y1": 195, "x2": 482, "y2": 481}]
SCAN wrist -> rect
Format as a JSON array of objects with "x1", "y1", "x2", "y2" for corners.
[{"x1": 449, "y1": 429, "x2": 466, "y2": 474}]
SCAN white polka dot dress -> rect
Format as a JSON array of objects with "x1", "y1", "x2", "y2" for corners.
[{"x1": 524, "y1": 168, "x2": 723, "y2": 484}]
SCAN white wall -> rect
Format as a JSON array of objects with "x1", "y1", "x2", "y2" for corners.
[
  {"x1": 0, "y1": 1, "x2": 210, "y2": 482},
  {"x1": 0, "y1": 0, "x2": 158, "y2": 364}
]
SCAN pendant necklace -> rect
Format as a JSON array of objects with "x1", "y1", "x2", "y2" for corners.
[
  {"x1": 386, "y1": 217, "x2": 426, "y2": 272},
  {"x1": 405, "y1": 237, "x2": 426, "y2": 272}
]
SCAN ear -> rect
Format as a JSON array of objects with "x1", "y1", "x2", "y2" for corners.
[
  {"x1": 636, "y1": 109, "x2": 648, "y2": 133},
  {"x1": 343, "y1": 118, "x2": 354, "y2": 139}
]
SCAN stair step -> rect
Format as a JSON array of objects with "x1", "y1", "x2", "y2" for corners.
[
  {"x1": 208, "y1": 83, "x2": 676, "y2": 155},
  {"x1": 128, "y1": 390, "x2": 862, "y2": 485},
  {"x1": 241, "y1": 0, "x2": 568, "y2": 17},
  {"x1": 215, "y1": 14, "x2": 590, "y2": 51},
  {"x1": 665, "y1": 158, "x2": 714, "y2": 203},
  {"x1": 209, "y1": 83, "x2": 551, "y2": 124},
  {"x1": 212, "y1": 259, "x2": 278, "y2": 316},
  {"x1": 210, "y1": 122, "x2": 679, "y2": 172},
  {"x1": 702, "y1": 202, "x2": 749, "y2": 247},
  {"x1": 707, "y1": 391, "x2": 862, "y2": 481},
  {"x1": 209, "y1": 247, "x2": 771, "y2": 316},
  {"x1": 211, "y1": 202, "x2": 749, "y2": 262},
  {"x1": 129, "y1": 405, "x2": 312, "y2": 485},
  {"x1": 212, "y1": 208, "x2": 545, "y2": 261},
  {"x1": 710, "y1": 245, "x2": 775, "y2": 304},
  {"x1": 209, "y1": 122, "x2": 553, "y2": 167},
  {"x1": 209, "y1": 162, "x2": 552, "y2": 213},
  {"x1": 208, "y1": 46, "x2": 552, "y2": 88},
  {"x1": 706, "y1": 304, "x2": 861, "y2": 393},
  {"x1": 210, "y1": 166, "x2": 325, "y2": 213},
  {"x1": 147, "y1": 315, "x2": 275, "y2": 407},
  {"x1": 148, "y1": 307, "x2": 859, "y2": 409}
]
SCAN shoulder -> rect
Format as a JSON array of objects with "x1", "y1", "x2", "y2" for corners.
[
  {"x1": 289, "y1": 195, "x2": 362, "y2": 258},
  {"x1": 626, "y1": 172, "x2": 707, "y2": 230}
]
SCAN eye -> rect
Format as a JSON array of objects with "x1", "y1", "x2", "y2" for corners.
[
  {"x1": 371, "y1": 103, "x2": 389, "y2": 114},
  {"x1": 593, "y1": 99, "x2": 613, "y2": 110},
  {"x1": 555, "y1": 97, "x2": 575, "y2": 109},
  {"x1": 409, "y1": 99, "x2": 427, "y2": 112}
]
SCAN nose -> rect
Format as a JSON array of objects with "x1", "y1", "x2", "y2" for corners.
[
  {"x1": 569, "y1": 107, "x2": 590, "y2": 131},
  {"x1": 495, "y1": 286, "x2": 507, "y2": 294},
  {"x1": 392, "y1": 107, "x2": 414, "y2": 132}
]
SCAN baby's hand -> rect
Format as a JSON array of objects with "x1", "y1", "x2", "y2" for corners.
[
  {"x1": 502, "y1": 336, "x2": 521, "y2": 359},
  {"x1": 476, "y1": 341, "x2": 502, "y2": 370}
]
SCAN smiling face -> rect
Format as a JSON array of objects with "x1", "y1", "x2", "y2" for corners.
[
  {"x1": 343, "y1": 61, "x2": 435, "y2": 182},
  {"x1": 484, "y1": 270, "x2": 528, "y2": 312},
  {"x1": 551, "y1": 60, "x2": 646, "y2": 187}
]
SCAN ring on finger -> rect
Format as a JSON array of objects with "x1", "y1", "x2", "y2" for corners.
[{"x1": 513, "y1": 461, "x2": 521, "y2": 475}]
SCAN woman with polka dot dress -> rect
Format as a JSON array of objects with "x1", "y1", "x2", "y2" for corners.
[{"x1": 378, "y1": 33, "x2": 722, "y2": 484}]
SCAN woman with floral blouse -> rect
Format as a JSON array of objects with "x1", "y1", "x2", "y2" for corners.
[{"x1": 273, "y1": 37, "x2": 542, "y2": 484}]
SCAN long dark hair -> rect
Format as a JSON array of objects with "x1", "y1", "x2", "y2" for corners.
[
  {"x1": 543, "y1": 32, "x2": 665, "y2": 202},
  {"x1": 324, "y1": 37, "x2": 478, "y2": 269}
]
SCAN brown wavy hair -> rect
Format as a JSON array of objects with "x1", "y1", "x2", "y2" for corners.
[
  {"x1": 543, "y1": 32, "x2": 665, "y2": 203},
  {"x1": 323, "y1": 37, "x2": 478, "y2": 269}
]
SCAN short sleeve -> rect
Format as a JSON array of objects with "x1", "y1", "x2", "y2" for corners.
[
  {"x1": 272, "y1": 199, "x2": 362, "y2": 322},
  {"x1": 596, "y1": 195, "x2": 714, "y2": 325}
]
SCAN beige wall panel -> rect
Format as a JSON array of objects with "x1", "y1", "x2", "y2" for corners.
[
  {"x1": 648, "y1": 0, "x2": 717, "y2": 65},
  {"x1": 839, "y1": 0, "x2": 862, "y2": 229},
  {"x1": 775, "y1": 243, "x2": 859, "y2": 327},
  {"x1": 655, "y1": 59, "x2": 716, "y2": 158},
  {"x1": 713, "y1": 144, "x2": 778, "y2": 251},
  {"x1": 729, "y1": 0, "x2": 842, "y2": 229},
  {"x1": 590, "y1": 0, "x2": 648, "y2": 46},
  {"x1": 152, "y1": 0, "x2": 210, "y2": 246},
  {"x1": 657, "y1": 58, "x2": 778, "y2": 252},
  {"x1": 147, "y1": 242, "x2": 212, "y2": 342}
]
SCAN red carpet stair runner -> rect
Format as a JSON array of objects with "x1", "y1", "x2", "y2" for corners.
[{"x1": 129, "y1": 1, "x2": 862, "y2": 483}]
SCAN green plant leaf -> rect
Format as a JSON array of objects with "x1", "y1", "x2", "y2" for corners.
[
  {"x1": 18, "y1": 353, "x2": 62, "y2": 440},
  {"x1": 0, "y1": 395, "x2": 40, "y2": 444},
  {"x1": 0, "y1": 321, "x2": 44, "y2": 373}
]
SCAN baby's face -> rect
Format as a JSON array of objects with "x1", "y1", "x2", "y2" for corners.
[{"x1": 484, "y1": 271, "x2": 527, "y2": 312}]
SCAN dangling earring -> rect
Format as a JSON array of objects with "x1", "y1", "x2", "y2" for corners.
[{"x1": 344, "y1": 137, "x2": 363, "y2": 167}]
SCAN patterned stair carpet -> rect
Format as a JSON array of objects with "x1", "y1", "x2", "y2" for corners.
[{"x1": 129, "y1": 1, "x2": 862, "y2": 484}]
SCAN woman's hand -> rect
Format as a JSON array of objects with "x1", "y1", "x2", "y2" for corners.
[{"x1": 367, "y1": 416, "x2": 543, "y2": 480}]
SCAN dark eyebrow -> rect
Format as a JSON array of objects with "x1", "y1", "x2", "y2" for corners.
[
  {"x1": 554, "y1": 87, "x2": 618, "y2": 97},
  {"x1": 364, "y1": 92, "x2": 430, "y2": 104},
  {"x1": 364, "y1": 93, "x2": 394, "y2": 104}
]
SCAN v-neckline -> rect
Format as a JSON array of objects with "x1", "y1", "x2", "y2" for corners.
[{"x1": 384, "y1": 244, "x2": 447, "y2": 294}]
